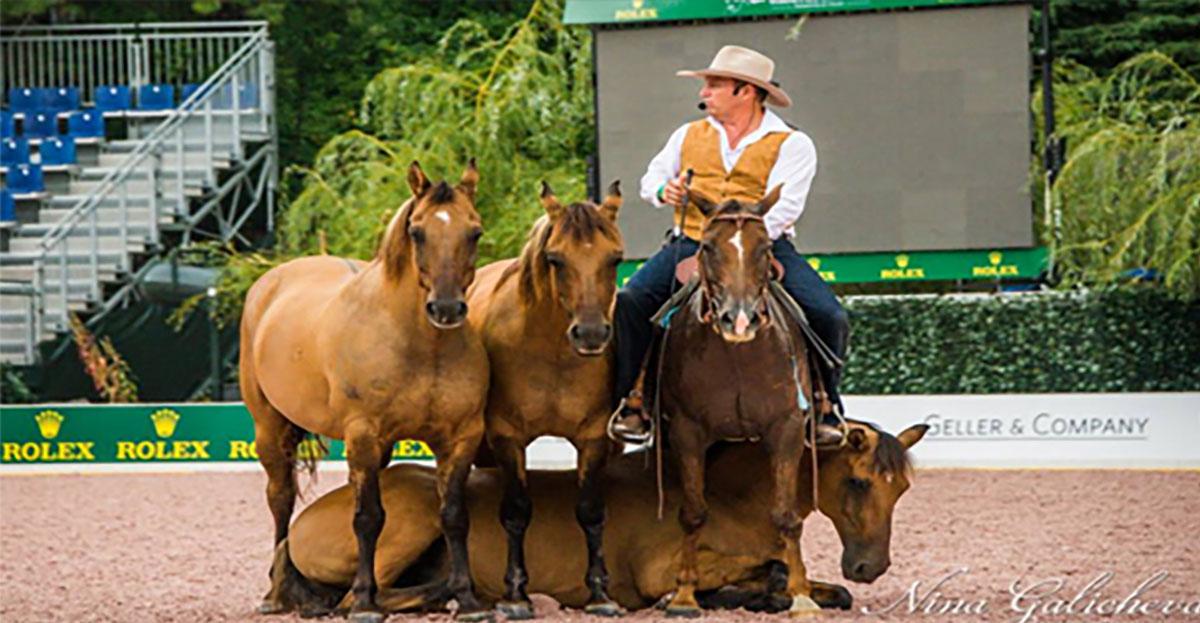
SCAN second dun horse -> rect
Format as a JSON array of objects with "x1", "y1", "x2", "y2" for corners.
[
  {"x1": 239, "y1": 161, "x2": 492, "y2": 622},
  {"x1": 465, "y1": 181, "x2": 626, "y2": 618}
]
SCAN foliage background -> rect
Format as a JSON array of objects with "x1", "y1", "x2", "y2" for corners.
[{"x1": 843, "y1": 288, "x2": 1200, "y2": 394}]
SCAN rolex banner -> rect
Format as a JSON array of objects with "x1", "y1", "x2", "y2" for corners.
[
  {"x1": 0, "y1": 404, "x2": 433, "y2": 465},
  {"x1": 617, "y1": 247, "x2": 1047, "y2": 287}
]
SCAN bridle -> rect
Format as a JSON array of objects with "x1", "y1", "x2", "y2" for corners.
[{"x1": 695, "y1": 211, "x2": 774, "y2": 327}]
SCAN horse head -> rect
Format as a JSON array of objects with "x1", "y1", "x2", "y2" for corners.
[
  {"x1": 384, "y1": 160, "x2": 483, "y2": 329},
  {"x1": 815, "y1": 422, "x2": 928, "y2": 583},
  {"x1": 522, "y1": 180, "x2": 624, "y2": 356},
  {"x1": 690, "y1": 185, "x2": 782, "y2": 343}
]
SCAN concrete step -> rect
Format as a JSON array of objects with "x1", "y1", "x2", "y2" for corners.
[
  {"x1": 96, "y1": 151, "x2": 229, "y2": 169},
  {"x1": 1, "y1": 263, "x2": 120, "y2": 283},
  {"x1": 37, "y1": 207, "x2": 169, "y2": 227},
  {"x1": 0, "y1": 251, "x2": 125, "y2": 267},
  {"x1": 5, "y1": 231, "x2": 152, "y2": 255}
]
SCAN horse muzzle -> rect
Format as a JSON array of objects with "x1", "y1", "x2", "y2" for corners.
[
  {"x1": 842, "y1": 550, "x2": 890, "y2": 583},
  {"x1": 425, "y1": 297, "x2": 468, "y2": 329},
  {"x1": 567, "y1": 321, "x2": 613, "y2": 356},
  {"x1": 715, "y1": 303, "x2": 765, "y2": 343}
]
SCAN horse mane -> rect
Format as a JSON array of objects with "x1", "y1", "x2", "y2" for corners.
[
  {"x1": 864, "y1": 422, "x2": 914, "y2": 478},
  {"x1": 507, "y1": 202, "x2": 620, "y2": 306},
  {"x1": 378, "y1": 197, "x2": 415, "y2": 280}
]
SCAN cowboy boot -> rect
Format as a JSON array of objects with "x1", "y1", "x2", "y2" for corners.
[
  {"x1": 608, "y1": 389, "x2": 653, "y2": 445},
  {"x1": 811, "y1": 393, "x2": 846, "y2": 449}
]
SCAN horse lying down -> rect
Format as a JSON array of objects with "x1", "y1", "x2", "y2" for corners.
[{"x1": 265, "y1": 420, "x2": 927, "y2": 616}]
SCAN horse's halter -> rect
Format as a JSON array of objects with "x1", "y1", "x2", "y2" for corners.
[{"x1": 696, "y1": 212, "x2": 774, "y2": 328}]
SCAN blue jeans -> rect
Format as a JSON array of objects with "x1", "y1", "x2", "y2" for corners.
[{"x1": 613, "y1": 236, "x2": 849, "y2": 410}]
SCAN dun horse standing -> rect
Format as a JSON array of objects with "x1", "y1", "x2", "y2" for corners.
[
  {"x1": 656, "y1": 186, "x2": 834, "y2": 618},
  {"x1": 239, "y1": 160, "x2": 491, "y2": 622},
  {"x1": 465, "y1": 181, "x2": 625, "y2": 618}
]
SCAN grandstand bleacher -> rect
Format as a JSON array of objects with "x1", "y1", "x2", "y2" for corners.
[{"x1": 0, "y1": 22, "x2": 277, "y2": 365}]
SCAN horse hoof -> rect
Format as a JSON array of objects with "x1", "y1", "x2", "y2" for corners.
[
  {"x1": 665, "y1": 606, "x2": 702, "y2": 618},
  {"x1": 256, "y1": 600, "x2": 285, "y2": 614},
  {"x1": 585, "y1": 601, "x2": 625, "y2": 617},
  {"x1": 299, "y1": 607, "x2": 333, "y2": 619},
  {"x1": 348, "y1": 610, "x2": 387, "y2": 623},
  {"x1": 458, "y1": 609, "x2": 496, "y2": 623},
  {"x1": 497, "y1": 601, "x2": 535, "y2": 620},
  {"x1": 789, "y1": 594, "x2": 822, "y2": 618}
]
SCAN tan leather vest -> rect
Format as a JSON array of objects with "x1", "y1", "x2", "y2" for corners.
[{"x1": 675, "y1": 120, "x2": 790, "y2": 240}]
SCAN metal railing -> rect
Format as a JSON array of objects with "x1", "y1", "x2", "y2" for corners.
[
  {"x1": 23, "y1": 25, "x2": 274, "y2": 350},
  {"x1": 0, "y1": 281, "x2": 39, "y2": 362},
  {"x1": 1, "y1": 21, "x2": 267, "y2": 104}
]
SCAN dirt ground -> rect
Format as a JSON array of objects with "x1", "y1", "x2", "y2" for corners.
[{"x1": 1, "y1": 469, "x2": 1197, "y2": 623}]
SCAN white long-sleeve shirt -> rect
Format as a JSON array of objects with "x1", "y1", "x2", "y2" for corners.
[{"x1": 639, "y1": 109, "x2": 817, "y2": 240}]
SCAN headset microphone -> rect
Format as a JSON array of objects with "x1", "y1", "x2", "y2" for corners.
[{"x1": 697, "y1": 102, "x2": 707, "y2": 111}]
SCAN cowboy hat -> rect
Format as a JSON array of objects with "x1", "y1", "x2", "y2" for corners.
[{"x1": 676, "y1": 45, "x2": 792, "y2": 108}]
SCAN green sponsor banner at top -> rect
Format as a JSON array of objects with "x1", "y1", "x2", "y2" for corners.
[
  {"x1": 619, "y1": 246, "x2": 1047, "y2": 286},
  {"x1": 564, "y1": 0, "x2": 1015, "y2": 25},
  {"x1": 0, "y1": 403, "x2": 433, "y2": 465}
]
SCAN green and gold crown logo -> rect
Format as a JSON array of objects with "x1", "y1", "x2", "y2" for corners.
[
  {"x1": 632, "y1": 0, "x2": 644, "y2": 7},
  {"x1": 35, "y1": 410, "x2": 64, "y2": 439},
  {"x1": 150, "y1": 409, "x2": 181, "y2": 438},
  {"x1": 807, "y1": 257, "x2": 821, "y2": 270},
  {"x1": 988, "y1": 251, "x2": 1003, "y2": 266},
  {"x1": 895, "y1": 254, "x2": 910, "y2": 269}
]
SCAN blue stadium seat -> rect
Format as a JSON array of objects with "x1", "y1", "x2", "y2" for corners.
[
  {"x1": 7, "y1": 88, "x2": 41, "y2": 113},
  {"x1": 215, "y1": 82, "x2": 259, "y2": 109},
  {"x1": 67, "y1": 110, "x2": 105, "y2": 138},
  {"x1": 137, "y1": 84, "x2": 175, "y2": 110},
  {"x1": 1, "y1": 138, "x2": 30, "y2": 167},
  {"x1": 181, "y1": 83, "x2": 206, "y2": 104},
  {"x1": 6, "y1": 164, "x2": 44, "y2": 194},
  {"x1": 22, "y1": 111, "x2": 58, "y2": 138},
  {"x1": 43, "y1": 87, "x2": 81, "y2": 113},
  {"x1": 94, "y1": 85, "x2": 132, "y2": 112},
  {"x1": 1, "y1": 189, "x2": 15, "y2": 223},
  {"x1": 0, "y1": 111, "x2": 13, "y2": 138},
  {"x1": 40, "y1": 136, "x2": 76, "y2": 166}
]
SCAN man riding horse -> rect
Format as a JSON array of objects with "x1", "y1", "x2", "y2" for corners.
[{"x1": 610, "y1": 45, "x2": 849, "y2": 447}]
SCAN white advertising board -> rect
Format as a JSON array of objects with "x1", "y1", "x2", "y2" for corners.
[{"x1": 845, "y1": 393, "x2": 1200, "y2": 469}]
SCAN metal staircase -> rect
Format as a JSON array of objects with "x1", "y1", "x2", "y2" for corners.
[{"x1": 0, "y1": 22, "x2": 276, "y2": 365}]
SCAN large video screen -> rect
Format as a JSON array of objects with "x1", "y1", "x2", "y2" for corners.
[{"x1": 595, "y1": 3, "x2": 1033, "y2": 258}]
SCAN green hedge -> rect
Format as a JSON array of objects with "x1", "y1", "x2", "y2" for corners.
[{"x1": 841, "y1": 288, "x2": 1200, "y2": 394}]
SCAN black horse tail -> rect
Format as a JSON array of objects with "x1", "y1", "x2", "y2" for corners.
[{"x1": 268, "y1": 539, "x2": 344, "y2": 616}]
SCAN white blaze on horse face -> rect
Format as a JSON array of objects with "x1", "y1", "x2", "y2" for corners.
[
  {"x1": 728, "y1": 230, "x2": 745, "y2": 269},
  {"x1": 434, "y1": 210, "x2": 451, "y2": 224}
]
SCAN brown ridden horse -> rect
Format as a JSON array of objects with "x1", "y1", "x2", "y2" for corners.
[
  {"x1": 465, "y1": 181, "x2": 625, "y2": 619},
  {"x1": 655, "y1": 186, "x2": 834, "y2": 618},
  {"x1": 239, "y1": 160, "x2": 491, "y2": 622},
  {"x1": 263, "y1": 421, "x2": 928, "y2": 615}
]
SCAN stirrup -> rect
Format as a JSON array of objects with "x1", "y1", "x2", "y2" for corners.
[
  {"x1": 607, "y1": 397, "x2": 654, "y2": 445},
  {"x1": 805, "y1": 402, "x2": 849, "y2": 450}
]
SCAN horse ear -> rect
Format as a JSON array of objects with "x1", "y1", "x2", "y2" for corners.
[
  {"x1": 600, "y1": 179, "x2": 622, "y2": 222},
  {"x1": 458, "y1": 157, "x2": 478, "y2": 199},
  {"x1": 408, "y1": 160, "x2": 431, "y2": 198},
  {"x1": 846, "y1": 427, "x2": 869, "y2": 452},
  {"x1": 897, "y1": 424, "x2": 929, "y2": 449},
  {"x1": 540, "y1": 181, "x2": 565, "y2": 220},
  {"x1": 753, "y1": 184, "x2": 783, "y2": 216},
  {"x1": 690, "y1": 188, "x2": 718, "y2": 217}
]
